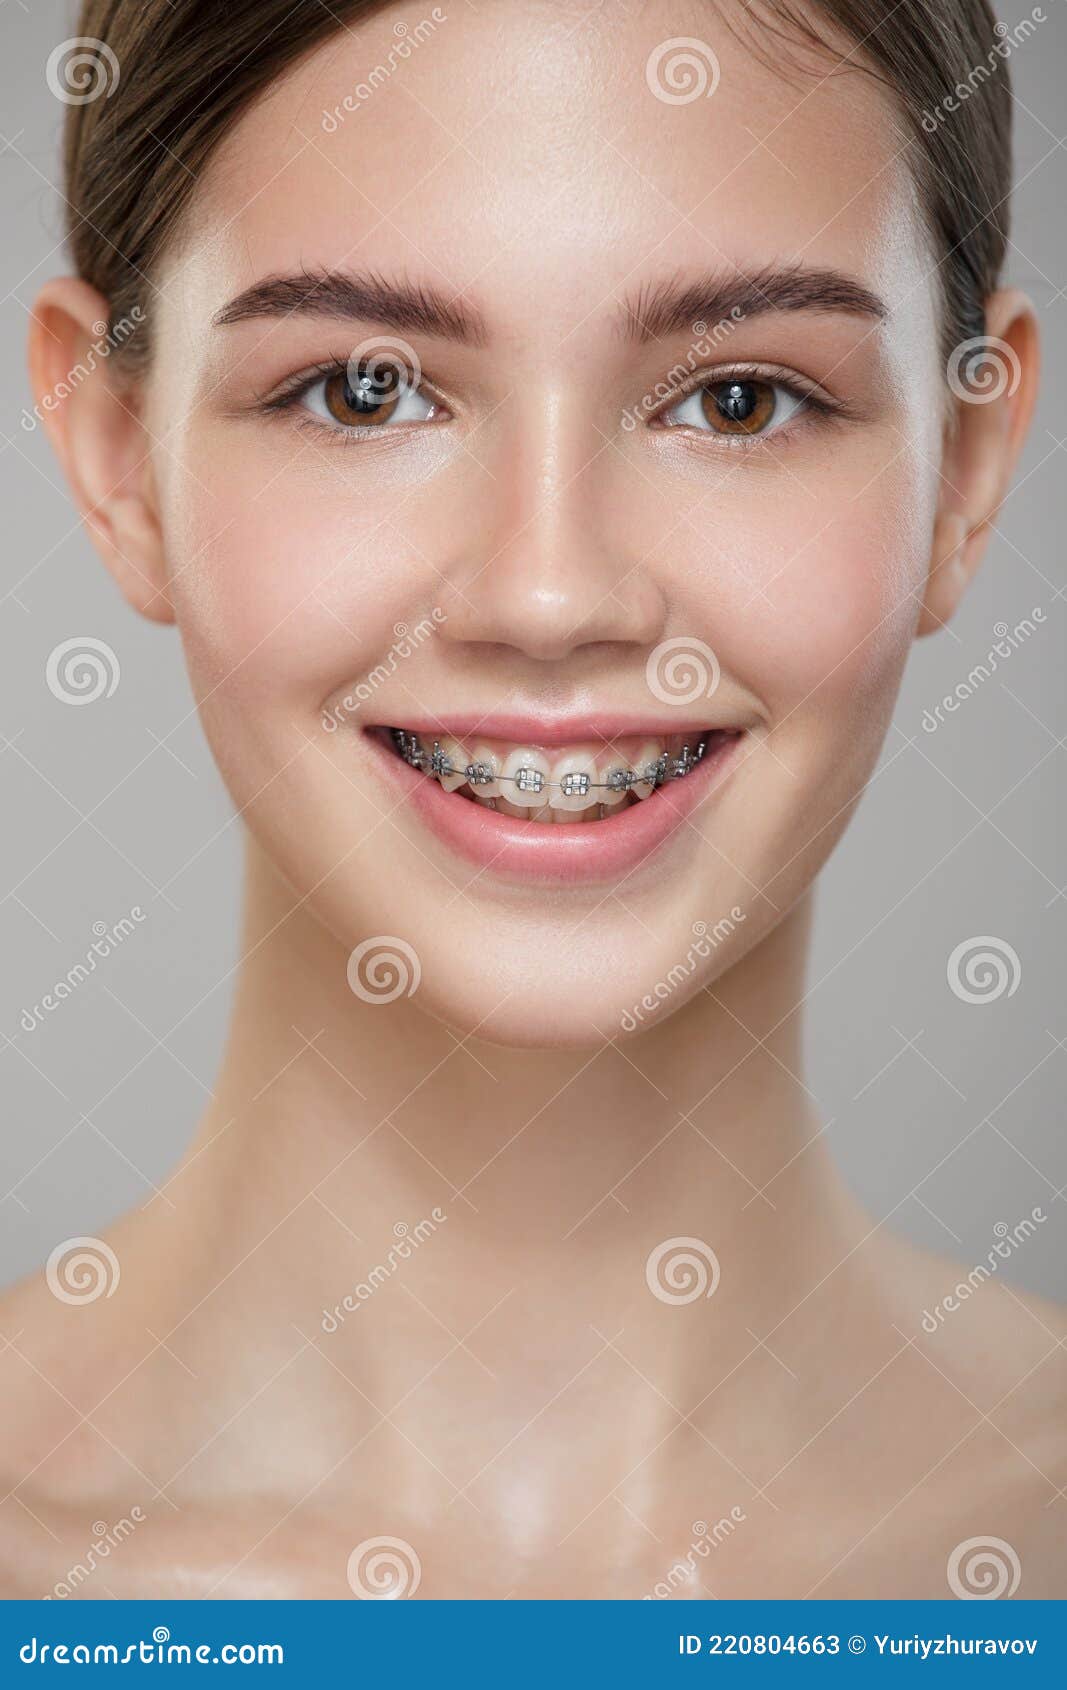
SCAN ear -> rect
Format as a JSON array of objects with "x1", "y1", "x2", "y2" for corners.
[
  {"x1": 917, "y1": 290, "x2": 1040, "y2": 637},
  {"x1": 27, "y1": 278, "x2": 173, "y2": 624}
]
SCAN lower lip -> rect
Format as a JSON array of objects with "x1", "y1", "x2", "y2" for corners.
[{"x1": 367, "y1": 732, "x2": 743, "y2": 885}]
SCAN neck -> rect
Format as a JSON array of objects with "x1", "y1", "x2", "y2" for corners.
[{"x1": 141, "y1": 838, "x2": 877, "y2": 1542}]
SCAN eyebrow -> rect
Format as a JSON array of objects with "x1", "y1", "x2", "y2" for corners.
[
  {"x1": 212, "y1": 260, "x2": 887, "y2": 348},
  {"x1": 212, "y1": 267, "x2": 487, "y2": 345},
  {"x1": 622, "y1": 263, "x2": 889, "y2": 341}
]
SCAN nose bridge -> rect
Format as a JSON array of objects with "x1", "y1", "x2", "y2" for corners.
[{"x1": 440, "y1": 380, "x2": 665, "y2": 659}]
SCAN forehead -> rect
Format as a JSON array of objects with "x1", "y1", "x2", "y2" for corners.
[{"x1": 171, "y1": 0, "x2": 926, "y2": 338}]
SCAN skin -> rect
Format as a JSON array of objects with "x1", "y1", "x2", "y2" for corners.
[{"x1": 5, "y1": 0, "x2": 1061, "y2": 1599}]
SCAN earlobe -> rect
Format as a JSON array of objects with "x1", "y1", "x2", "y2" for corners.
[
  {"x1": 916, "y1": 290, "x2": 1040, "y2": 640},
  {"x1": 916, "y1": 510, "x2": 969, "y2": 637},
  {"x1": 27, "y1": 277, "x2": 174, "y2": 625}
]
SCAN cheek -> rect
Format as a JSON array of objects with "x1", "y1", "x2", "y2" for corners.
[
  {"x1": 701, "y1": 442, "x2": 936, "y2": 727},
  {"x1": 158, "y1": 440, "x2": 426, "y2": 715}
]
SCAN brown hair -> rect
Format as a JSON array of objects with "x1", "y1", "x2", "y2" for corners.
[{"x1": 63, "y1": 0, "x2": 1013, "y2": 369}]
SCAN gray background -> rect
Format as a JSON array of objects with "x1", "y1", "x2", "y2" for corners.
[{"x1": 1, "y1": 1, "x2": 1064, "y2": 1297}]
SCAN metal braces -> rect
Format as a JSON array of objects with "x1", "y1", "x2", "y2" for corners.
[{"x1": 391, "y1": 729, "x2": 707, "y2": 794}]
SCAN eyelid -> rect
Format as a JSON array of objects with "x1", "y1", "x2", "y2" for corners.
[
  {"x1": 649, "y1": 361, "x2": 845, "y2": 424},
  {"x1": 259, "y1": 359, "x2": 414, "y2": 409}
]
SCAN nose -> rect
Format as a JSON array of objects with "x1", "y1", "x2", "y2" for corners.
[{"x1": 436, "y1": 391, "x2": 666, "y2": 662}]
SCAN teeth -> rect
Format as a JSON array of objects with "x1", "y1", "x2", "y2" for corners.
[
  {"x1": 501, "y1": 747, "x2": 551, "y2": 807},
  {"x1": 632, "y1": 741, "x2": 667, "y2": 800},
  {"x1": 436, "y1": 738, "x2": 468, "y2": 793},
  {"x1": 465, "y1": 745, "x2": 502, "y2": 797},
  {"x1": 598, "y1": 751, "x2": 635, "y2": 807},
  {"x1": 391, "y1": 728, "x2": 711, "y2": 816},
  {"x1": 548, "y1": 750, "x2": 600, "y2": 812}
]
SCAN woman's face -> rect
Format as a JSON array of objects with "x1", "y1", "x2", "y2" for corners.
[{"x1": 147, "y1": 0, "x2": 943, "y2": 1046}]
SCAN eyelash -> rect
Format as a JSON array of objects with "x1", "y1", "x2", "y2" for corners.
[
  {"x1": 258, "y1": 359, "x2": 849, "y2": 448},
  {"x1": 648, "y1": 363, "x2": 849, "y2": 449},
  {"x1": 259, "y1": 360, "x2": 436, "y2": 441}
]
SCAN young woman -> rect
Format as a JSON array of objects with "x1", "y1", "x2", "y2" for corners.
[{"x1": 3, "y1": 0, "x2": 1060, "y2": 1599}]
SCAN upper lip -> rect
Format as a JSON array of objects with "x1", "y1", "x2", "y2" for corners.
[{"x1": 369, "y1": 712, "x2": 738, "y2": 745}]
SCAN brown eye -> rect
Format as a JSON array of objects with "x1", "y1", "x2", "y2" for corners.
[
  {"x1": 658, "y1": 375, "x2": 805, "y2": 439},
  {"x1": 700, "y1": 378, "x2": 777, "y2": 434},
  {"x1": 322, "y1": 365, "x2": 403, "y2": 427}
]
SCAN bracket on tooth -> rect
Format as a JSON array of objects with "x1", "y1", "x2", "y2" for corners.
[
  {"x1": 429, "y1": 741, "x2": 453, "y2": 778},
  {"x1": 391, "y1": 730, "x2": 708, "y2": 791}
]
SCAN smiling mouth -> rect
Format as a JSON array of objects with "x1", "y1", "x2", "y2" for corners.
[{"x1": 384, "y1": 726, "x2": 740, "y2": 823}]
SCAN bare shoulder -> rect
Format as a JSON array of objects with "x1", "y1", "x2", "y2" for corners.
[{"x1": 0, "y1": 1240, "x2": 150, "y2": 1593}]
